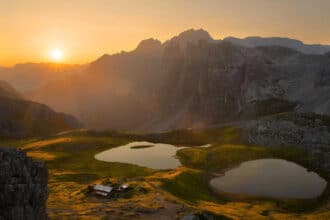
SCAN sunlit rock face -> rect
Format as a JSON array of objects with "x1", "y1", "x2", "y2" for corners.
[
  {"x1": 154, "y1": 39, "x2": 330, "y2": 131},
  {"x1": 156, "y1": 41, "x2": 249, "y2": 130},
  {"x1": 155, "y1": 42, "x2": 292, "y2": 130},
  {"x1": 0, "y1": 148, "x2": 48, "y2": 220}
]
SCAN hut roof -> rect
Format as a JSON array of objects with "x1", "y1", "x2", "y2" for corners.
[{"x1": 93, "y1": 185, "x2": 113, "y2": 193}]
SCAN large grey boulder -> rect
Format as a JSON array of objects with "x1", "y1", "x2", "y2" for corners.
[
  {"x1": 0, "y1": 148, "x2": 48, "y2": 220},
  {"x1": 181, "y1": 211, "x2": 231, "y2": 220}
]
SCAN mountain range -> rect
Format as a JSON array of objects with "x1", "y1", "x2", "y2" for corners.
[
  {"x1": 1, "y1": 29, "x2": 330, "y2": 133},
  {"x1": 223, "y1": 36, "x2": 330, "y2": 55},
  {"x1": 0, "y1": 63, "x2": 85, "y2": 92}
]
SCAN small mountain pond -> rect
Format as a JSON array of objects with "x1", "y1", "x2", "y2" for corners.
[
  {"x1": 95, "y1": 141, "x2": 210, "y2": 170},
  {"x1": 210, "y1": 159, "x2": 327, "y2": 199}
]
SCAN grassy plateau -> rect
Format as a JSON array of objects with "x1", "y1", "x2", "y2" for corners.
[{"x1": 1, "y1": 128, "x2": 329, "y2": 219}]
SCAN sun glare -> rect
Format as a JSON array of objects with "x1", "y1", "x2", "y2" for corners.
[{"x1": 50, "y1": 49, "x2": 63, "y2": 61}]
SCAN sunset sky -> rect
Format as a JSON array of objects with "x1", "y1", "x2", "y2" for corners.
[{"x1": 1, "y1": 0, "x2": 330, "y2": 66}]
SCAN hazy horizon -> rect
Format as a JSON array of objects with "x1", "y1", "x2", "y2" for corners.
[{"x1": 1, "y1": 0, "x2": 330, "y2": 66}]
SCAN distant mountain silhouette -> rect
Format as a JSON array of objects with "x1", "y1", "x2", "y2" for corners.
[
  {"x1": 224, "y1": 36, "x2": 330, "y2": 55},
  {"x1": 3, "y1": 29, "x2": 330, "y2": 132},
  {"x1": 0, "y1": 63, "x2": 85, "y2": 92}
]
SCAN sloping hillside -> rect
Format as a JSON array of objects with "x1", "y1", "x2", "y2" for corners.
[
  {"x1": 0, "y1": 80, "x2": 24, "y2": 99},
  {"x1": 0, "y1": 81, "x2": 81, "y2": 136}
]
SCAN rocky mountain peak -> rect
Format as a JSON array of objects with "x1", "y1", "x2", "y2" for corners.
[
  {"x1": 135, "y1": 38, "x2": 162, "y2": 55},
  {"x1": 164, "y1": 28, "x2": 214, "y2": 49}
]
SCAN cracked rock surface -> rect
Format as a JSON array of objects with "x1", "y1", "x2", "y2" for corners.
[{"x1": 0, "y1": 147, "x2": 48, "y2": 220}]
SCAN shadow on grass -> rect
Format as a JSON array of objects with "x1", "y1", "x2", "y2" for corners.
[{"x1": 161, "y1": 170, "x2": 226, "y2": 204}]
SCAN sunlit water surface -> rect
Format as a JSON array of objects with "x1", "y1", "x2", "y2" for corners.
[{"x1": 95, "y1": 141, "x2": 188, "y2": 169}]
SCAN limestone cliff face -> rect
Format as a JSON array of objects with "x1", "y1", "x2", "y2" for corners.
[
  {"x1": 157, "y1": 41, "x2": 248, "y2": 129},
  {"x1": 154, "y1": 42, "x2": 289, "y2": 130},
  {"x1": 154, "y1": 41, "x2": 330, "y2": 131},
  {"x1": 0, "y1": 148, "x2": 48, "y2": 220}
]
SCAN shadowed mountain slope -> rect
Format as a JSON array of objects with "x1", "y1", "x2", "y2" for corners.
[
  {"x1": 0, "y1": 81, "x2": 81, "y2": 136},
  {"x1": 0, "y1": 80, "x2": 24, "y2": 99}
]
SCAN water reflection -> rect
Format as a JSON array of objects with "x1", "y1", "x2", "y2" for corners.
[
  {"x1": 95, "y1": 141, "x2": 185, "y2": 169},
  {"x1": 210, "y1": 159, "x2": 327, "y2": 199}
]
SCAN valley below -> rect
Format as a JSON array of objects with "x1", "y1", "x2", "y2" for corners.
[{"x1": 1, "y1": 126, "x2": 329, "y2": 220}]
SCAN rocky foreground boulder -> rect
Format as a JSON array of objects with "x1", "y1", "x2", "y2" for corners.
[
  {"x1": 181, "y1": 211, "x2": 231, "y2": 220},
  {"x1": 0, "y1": 147, "x2": 48, "y2": 220}
]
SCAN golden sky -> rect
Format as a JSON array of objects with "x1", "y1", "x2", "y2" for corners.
[{"x1": 1, "y1": 0, "x2": 330, "y2": 66}]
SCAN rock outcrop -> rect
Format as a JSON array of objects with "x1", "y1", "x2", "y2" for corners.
[
  {"x1": 181, "y1": 211, "x2": 231, "y2": 220},
  {"x1": 0, "y1": 147, "x2": 48, "y2": 220},
  {"x1": 241, "y1": 113, "x2": 330, "y2": 172},
  {"x1": 243, "y1": 113, "x2": 330, "y2": 149}
]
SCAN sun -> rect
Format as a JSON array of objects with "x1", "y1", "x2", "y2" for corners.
[{"x1": 50, "y1": 49, "x2": 63, "y2": 61}]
